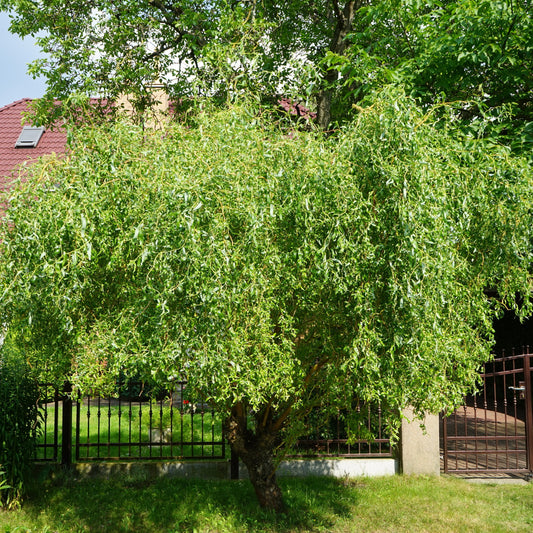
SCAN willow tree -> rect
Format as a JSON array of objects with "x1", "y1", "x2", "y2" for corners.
[{"x1": 1, "y1": 92, "x2": 532, "y2": 510}]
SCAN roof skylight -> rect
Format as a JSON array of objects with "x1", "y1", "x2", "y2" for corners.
[{"x1": 15, "y1": 126, "x2": 45, "y2": 148}]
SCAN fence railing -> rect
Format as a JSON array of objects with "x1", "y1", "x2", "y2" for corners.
[
  {"x1": 287, "y1": 404, "x2": 393, "y2": 458},
  {"x1": 35, "y1": 381, "x2": 226, "y2": 464},
  {"x1": 35, "y1": 384, "x2": 61, "y2": 463},
  {"x1": 35, "y1": 383, "x2": 393, "y2": 465},
  {"x1": 75, "y1": 386, "x2": 225, "y2": 462}
]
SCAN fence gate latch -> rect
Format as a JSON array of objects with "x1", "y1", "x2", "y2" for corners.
[{"x1": 508, "y1": 382, "x2": 526, "y2": 400}]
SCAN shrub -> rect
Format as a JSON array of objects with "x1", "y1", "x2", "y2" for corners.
[{"x1": 0, "y1": 360, "x2": 42, "y2": 509}]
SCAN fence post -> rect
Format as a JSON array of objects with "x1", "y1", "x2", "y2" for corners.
[
  {"x1": 400, "y1": 407, "x2": 440, "y2": 475},
  {"x1": 61, "y1": 382, "x2": 73, "y2": 467},
  {"x1": 524, "y1": 352, "x2": 533, "y2": 473},
  {"x1": 230, "y1": 449, "x2": 239, "y2": 480}
]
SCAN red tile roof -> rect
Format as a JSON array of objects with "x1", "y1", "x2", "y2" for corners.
[
  {"x1": 278, "y1": 98, "x2": 316, "y2": 120},
  {"x1": 0, "y1": 99, "x2": 67, "y2": 195}
]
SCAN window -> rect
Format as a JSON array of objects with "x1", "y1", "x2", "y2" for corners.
[{"x1": 15, "y1": 126, "x2": 45, "y2": 148}]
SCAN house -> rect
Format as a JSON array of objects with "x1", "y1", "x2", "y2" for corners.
[{"x1": 0, "y1": 98, "x2": 67, "y2": 215}]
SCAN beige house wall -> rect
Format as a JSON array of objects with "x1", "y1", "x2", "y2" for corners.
[{"x1": 116, "y1": 85, "x2": 171, "y2": 129}]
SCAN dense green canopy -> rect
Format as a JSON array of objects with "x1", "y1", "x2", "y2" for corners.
[
  {"x1": 2, "y1": 92, "x2": 532, "y2": 410},
  {"x1": 332, "y1": 0, "x2": 533, "y2": 150},
  {"x1": 2, "y1": 1, "x2": 531, "y2": 134},
  {"x1": 1, "y1": 93, "x2": 532, "y2": 509},
  {"x1": 0, "y1": 0, "x2": 351, "y2": 125}
]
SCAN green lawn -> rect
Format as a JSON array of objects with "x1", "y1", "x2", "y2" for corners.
[{"x1": 1, "y1": 474, "x2": 532, "y2": 532}]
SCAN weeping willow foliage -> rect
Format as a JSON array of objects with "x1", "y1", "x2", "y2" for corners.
[{"x1": 1, "y1": 91, "x2": 532, "y2": 445}]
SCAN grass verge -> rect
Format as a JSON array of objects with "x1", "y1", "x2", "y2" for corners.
[{"x1": 0, "y1": 474, "x2": 531, "y2": 532}]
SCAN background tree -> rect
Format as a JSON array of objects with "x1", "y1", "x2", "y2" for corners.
[
  {"x1": 1, "y1": 93, "x2": 532, "y2": 510},
  {"x1": 2, "y1": 1, "x2": 531, "y2": 132},
  {"x1": 1, "y1": 0, "x2": 369, "y2": 127},
  {"x1": 327, "y1": 0, "x2": 533, "y2": 149}
]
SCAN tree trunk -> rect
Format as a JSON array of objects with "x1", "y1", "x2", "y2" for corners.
[
  {"x1": 224, "y1": 404, "x2": 285, "y2": 513},
  {"x1": 316, "y1": 86, "x2": 334, "y2": 130},
  {"x1": 316, "y1": 1, "x2": 362, "y2": 129},
  {"x1": 239, "y1": 443, "x2": 284, "y2": 512}
]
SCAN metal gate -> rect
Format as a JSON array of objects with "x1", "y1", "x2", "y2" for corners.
[{"x1": 441, "y1": 348, "x2": 533, "y2": 476}]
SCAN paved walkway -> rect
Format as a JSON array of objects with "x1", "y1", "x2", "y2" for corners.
[{"x1": 460, "y1": 475, "x2": 530, "y2": 485}]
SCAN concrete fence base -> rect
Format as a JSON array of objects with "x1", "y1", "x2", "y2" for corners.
[{"x1": 37, "y1": 457, "x2": 399, "y2": 481}]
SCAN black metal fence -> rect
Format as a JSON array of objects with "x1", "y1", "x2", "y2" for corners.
[
  {"x1": 35, "y1": 381, "x2": 226, "y2": 464},
  {"x1": 289, "y1": 404, "x2": 392, "y2": 458},
  {"x1": 36, "y1": 384, "x2": 61, "y2": 463},
  {"x1": 35, "y1": 383, "x2": 393, "y2": 466}
]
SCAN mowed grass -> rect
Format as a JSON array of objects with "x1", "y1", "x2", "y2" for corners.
[{"x1": 1, "y1": 474, "x2": 532, "y2": 532}]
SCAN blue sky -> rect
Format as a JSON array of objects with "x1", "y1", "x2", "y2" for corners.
[{"x1": 0, "y1": 11, "x2": 47, "y2": 108}]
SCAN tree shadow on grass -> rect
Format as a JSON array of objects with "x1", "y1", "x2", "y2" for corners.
[{"x1": 22, "y1": 472, "x2": 359, "y2": 532}]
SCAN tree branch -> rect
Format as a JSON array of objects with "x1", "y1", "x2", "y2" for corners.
[
  {"x1": 317, "y1": 1, "x2": 365, "y2": 128},
  {"x1": 142, "y1": 41, "x2": 179, "y2": 63},
  {"x1": 271, "y1": 358, "x2": 329, "y2": 433},
  {"x1": 331, "y1": 0, "x2": 343, "y2": 21},
  {"x1": 148, "y1": 0, "x2": 185, "y2": 23}
]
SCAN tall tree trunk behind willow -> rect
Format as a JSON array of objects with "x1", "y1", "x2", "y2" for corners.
[
  {"x1": 316, "y1": 1, "x2": 363, "y2": 129},
  {"x1": 224, "y1": 404, "x2": 285, "y2": 513}
]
